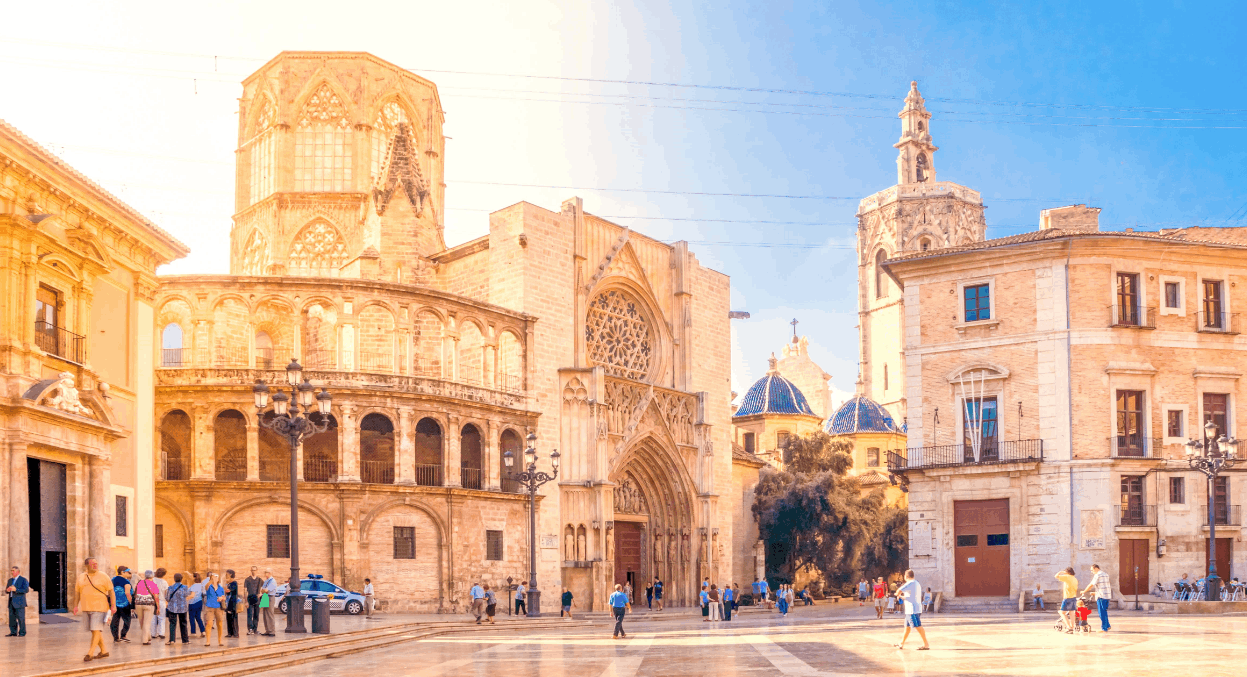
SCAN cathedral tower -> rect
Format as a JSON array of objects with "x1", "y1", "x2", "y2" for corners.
[
  {"x1": 856, "y1": 82, "x2": 987, "y2": 424},
  {"x1": 229, "y1": 52, "x2": 447, "y2": 283}
]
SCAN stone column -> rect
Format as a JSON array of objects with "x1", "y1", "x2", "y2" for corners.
[
  {"x1": 88, "y1": 456, "x2": 111, "y2": 574},
  {"x1": 9, "y1": 442, "x2": 30, "y2": 575},
  {"x1": 446, "y1": 414, "x2": 462, "y2": 487},
  {"x1": 485, "y1": 420, "x2": 500, "y2": 491},
  {"x1": 339, "y1": 406, "x2": 360, "y2": 482},
  {"x1": 0, "y1": 442, "x2": 9, "y2": 572},
  {"x1": 75, "y1": 280, "x2": 94, "y2": 366},
  {"x1": 396, "y1": 409, "x2": 414, "y2": 485},
  {"x1": 191, "y1": 407, "x2": 213, "y2": 480},
  {"x1": 246, "y1": 424, "x2": 259, "y2": 481}
]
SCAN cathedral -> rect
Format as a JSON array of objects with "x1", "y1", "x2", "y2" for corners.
[{"x1": 150, "y1": 52, "x2": 737, "y2": 612}]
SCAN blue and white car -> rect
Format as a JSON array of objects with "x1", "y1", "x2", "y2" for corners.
[{"x1": 274, "y1": 575, "x2": 367, "y2": 615}]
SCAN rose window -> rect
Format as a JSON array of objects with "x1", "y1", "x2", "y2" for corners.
[{"x1": 585, "y1": 289, "x2": 653, "y2": 381}]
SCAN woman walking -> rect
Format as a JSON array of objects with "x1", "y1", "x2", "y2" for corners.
[
  {"x1": 483, "y1": 584, "x2": 497, "y2": 624},
  {"x1": 203, "y1": 573, "x2": 225, "y2": 647},
  {"x1": 188, "y1": 573, "x2": 205, "y2": 637},
  {"x1": 224, "y1": 570, "x2": 240, "y2": 638},
  {"x1": 777, "y1": 584, "x2": 789, "y2": 616},
  {"x1": 133, "y1": 571, "x2": 160, "y2": 644}
]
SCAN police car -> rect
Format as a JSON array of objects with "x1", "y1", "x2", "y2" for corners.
[{"x1": 274, "y1": 574, "x2": 367, "y2": 615}]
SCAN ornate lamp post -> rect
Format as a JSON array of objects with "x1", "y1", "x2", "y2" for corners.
[
  {"x1": 503, "y1": 432, "x2": 559, "y2": 617},
  {"x1": 253, "y1": 359, "x2": 333, "y2": 632},
  {"x1": 1185, "y1": 420, "x2": 1238, "y2": 601}
]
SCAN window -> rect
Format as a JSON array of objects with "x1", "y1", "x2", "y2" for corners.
[
  {"x1": 955, "y1": 535, "x2": 978, "y2": 547},
  {"x1": 920, "y1": 238, "x2": 931, "y2": 251},
  {"x1": 485, "y1": 530, "x2": 504, "y2": 561},
  {"x1": 1115, "y1": 390, "x2": 1145, "y2": 456},
  {"x1": 1164, "y1": 282, "x2": 1181, "y2": 309},
  {"x1": 1169, "y1": 477, "x2": 1185, "y2": 504},
  {"x1": 34, "y1": 285, "x2": 62, "y2": 356},
  {"x1": 266, "y1": 525, "x2": 290, "y2": 558},
  {"x1": 1203, "y1": 280, "x2": 1224, "y2": 328},
  {"x1": 964, "y1": 284, "x2": 991, "y2": 322},
  {"x1": 1213, "y1": 476, "x2": 1229, "y2": 524},
  {"x1": 161, "y1": 324, "x2": 184, "y2": 367},
  {"x1": 154, "y1": 524, "x2": 164, "y2": 558},
  {"x1": 776, "y1": 431, "x2": 791, "y2": 450},
  {"x1": 1203, "y1": 393, "x2": 1229, "y2": 439},
  {"x1": 254, "y1": 331, "x2": 273, "y2": 369},
  {"x1": 875, "y1": 249, "x2": 888, "y2": 299},
  {"x1": 1121, "y1": 475, "x2": 1144, "y2": 524},
  {"x1": 1116, "y1": 272, "x2": 1140, "y2": 325},
  {"x1": 962, "y1": 396, "x2": 999, "y2": 461},
  {"x1": 294, "y1": 83, "x2": 354, "y2": 192},
  {"x1": 115, "y1": 496, "x2": 127, "y2": 537},
  {"x1": 916, "y1": 152, "x2": 928, "y2": 182},
  {"x1": 986, "y1": 533, "x2": 1009, "y2": 546},
  {"x1": 393, "y1": 526, "x2": 416, "y2": 560},
  {"x1": 743, "y1": 432, "x2": 755, "y2": 454},
  {"x1": 866, "y1": 448, "x2": 880, "y2": 467},
  {"x1": 1167, "y1": 410, "x2": 1184, "y2": 438}
]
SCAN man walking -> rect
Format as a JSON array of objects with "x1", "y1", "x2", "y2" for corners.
[
  {"x1": 6, "y1": 566, "x2": 29, "y2": 636},
  {"x1": 73, "y1": 557, "x2": 116, "y2": 662},
  {"x1": 244, "y1": 567, "x2": 262, "y2": 635},
  {"x1": 514, "y1": 580, "x2": 527, "y2": 616},
  {"x1": 609, "y1": 583, "x2": 631, "y2": 639},
  {"x1": 259, "y1": 571, "x2": 278, "y2": 636},
  {"x1": 722, "y1": 584, "x2": 734, "y2": 621},
  {"x1": 894, "y1": 570, "x2": 930, "y2": 650},
  {"x1": 110, "y1": 566, "x2": 133, "y2": 642},
  {"x1": 364, "y1": 578, "x2": 375, "y2": 619},
  {"x1": 758, "y1": 578, "x2": 772, "y2": 611},
  {"x1": 653, "y1": 577, "x2": 664, "y2": 611},
  {"x1": 1082, "y1": 564, "x2": 1112, "y2": 633},
  {"x1": 470, "y1": 581, "x2": 486, "y2": 624},
  {"x1": 873, "y1": 577, "x2": 888, "y2": 620},
  {"x1": 858, "y1": 578, "x2": 869, "y2": 607},
  {"x1": 561, "y1": 587, "x2": 575, "y2": 619}
]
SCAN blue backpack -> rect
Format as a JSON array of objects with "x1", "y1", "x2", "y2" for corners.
[{"x1": 114, "y1": 581, "x2": 129, "y2": 608}]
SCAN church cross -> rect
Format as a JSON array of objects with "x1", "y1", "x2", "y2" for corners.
[{"x1": 790, "y1": 318, "x2": 799, "y2": 339}]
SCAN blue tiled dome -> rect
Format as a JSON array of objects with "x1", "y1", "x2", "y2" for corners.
[
  {"x1": 825, "y1": 395, "x2": 900, "y2": 434},
  {"x1": 735, "y1": 357, "x2": 816, "y2": 417}
]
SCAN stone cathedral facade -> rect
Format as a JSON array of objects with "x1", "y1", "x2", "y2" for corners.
[{"x1": 151, "y1": 52, "x2": 734, "y2": 612}]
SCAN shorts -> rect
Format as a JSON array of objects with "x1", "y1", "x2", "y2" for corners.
[
  {"x1": 1060, "y1": 598, "x2": 1077, "y2": 612},
  {"x1": 84, "y1": 611, "x2": 107, "y2": 631},
  {"x1": 874, "y1": 597, "x2": 886, "y2": 608},
  {"x1": 906, "y1": 614, "x2": 922, "y2": 627},
  {"x1": 562, "y1": 605, "x2": 571, "y2": 612}
]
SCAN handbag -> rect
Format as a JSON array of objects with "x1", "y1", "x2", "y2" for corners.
[
  {"x1": 135, "y1": 580, "x2": 157, "y2": 607},
  {"x1": 259, "y1": 593, "x2": 270, "y2": 609}
]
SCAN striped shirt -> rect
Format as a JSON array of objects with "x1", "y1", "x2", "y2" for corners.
[{"x1": 1090, "y1": 570, "x2": 1111, "y2": 600}]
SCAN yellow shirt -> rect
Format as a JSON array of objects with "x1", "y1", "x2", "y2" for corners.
[
  {"x1": 76, "y1": 571, "x2": 115, "y2": 612},
  {"x1": 1056, "y1": 573, "x2": 1079, "y2": 599}
]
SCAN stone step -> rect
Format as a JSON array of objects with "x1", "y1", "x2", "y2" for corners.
[{"x1": 938, "y1": 598, "x2": 1018, "y2": 613}]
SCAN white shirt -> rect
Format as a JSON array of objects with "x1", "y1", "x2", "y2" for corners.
[
  {"x1": 897, "y1": 580, "x2": 922, "y2": 615},
  {"x1": 364, "y1": 583, "x2": 374, "y2": 597},
  {"x1": 515, "y1": 585, "x2": 526, "y2": 600},
  {"x1": 189, "y1": 582, "x2": 203, "y2": 603}
]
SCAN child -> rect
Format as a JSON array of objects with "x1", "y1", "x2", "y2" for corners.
[
  {"x1": 922, "y1": 588, "x2": 933, "y2": 612},
  {"x1": 885, "y1": 592, "x2": 897, "y2": 614},
  {"x1": 1074, "y1": 598, "x2": 1091, "y2": 630}
]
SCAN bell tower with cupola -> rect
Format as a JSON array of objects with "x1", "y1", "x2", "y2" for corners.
[{"x1": 895, "y1": 81, "x2": 937, "y2": 185}]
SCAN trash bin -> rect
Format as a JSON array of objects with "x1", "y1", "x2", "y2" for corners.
[{"x1": 311, "y1": 598, "x2": 332, "y2": 634}]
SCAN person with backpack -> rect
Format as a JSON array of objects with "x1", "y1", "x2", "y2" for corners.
[
  {"x1": 133, "y1": 570, "x2": 161, "y2": 644},
  {"x1": 110, "y1": 566, "x2": 133, "y2": 643},
  {"x1": 164, "y1": 573, "x2": 190, "y2": 644}
]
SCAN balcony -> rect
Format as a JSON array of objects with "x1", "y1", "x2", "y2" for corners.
[
  {"x1": 304, "y1": 458, "x2": 337, "y2": 483},
  {"x1": 213, "y1": 346, "x2": 250, "y2": 368},
  {"x1": 159, "y1": 452, "x2": 189, "y2": 481},
  {"x1": 1115, "y1": 504, "x2": 1157, "y2": 528},
  {"x1": 1109, "y1": 305, "x2": 1157, "y2": 329},
  {"x1": 358, "y1": 351, "x2": 394, "y2": 374},
  {"x1": 500, "y1": 477, "x2": 522, "y2": 494},
  {"x1": 161, "y1": 348, "x2": 186, "y2": 367},
  {"x1": 887, "y1": 439, "x2": 1044, "y2": 471},
  {"x1": 461, "y1": 467, "x2": 483, "y2": 490},
  {"x1": 1197, "y1": 311, "x2": 1240, "y2": 334},
  {"x1": 1202, "y1": 504, "x2": 1242, "y2": 527},
  {"x1": 302, "y1": 349, "x2": 337, "y2": 370},
  {"x1": 254, "y1": 347, "x2": 275, "y2": 370},
  {"x1": 34, "y1": 321, "x2": 84, "y2": 363},
  {"x1": 361, "y1": 459, "x2": 394, "y2": 484},
  {"x1": 415, "y1": 464, "x2": 443, "y2": 487},
  {"x1": 1109, "y1": 436, "x2": 1164, "y2": 458},
  {"x1": 214, "y1": 457, "x2": 247, "y2": 482}
]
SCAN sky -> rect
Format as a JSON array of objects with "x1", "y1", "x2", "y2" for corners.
[{"x1": 3, "y1": 0, "x2": 1245, "y2": 412}]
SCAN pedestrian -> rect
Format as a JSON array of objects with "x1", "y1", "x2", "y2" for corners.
[
  {"x1": 777, "y1": 584, "x2": 788, "y2": 617},
  {"x1": 757, "y1": 578, "x2": 772, "y2": 611},
  {"x1": 873, "y1": 577, "x2": 887, "y2": 620},
  {"x1": 1055, "y1": 567, "x2": 1079, "y2": 634},
  {"x1": 653, "y1": 577, "x2": 664, "y2": 611},
  {"x1": 802, "y1": 586, "x2": 813, "y2": 606},
  {"x1": 223, "y1": 570, "x2": 240, "y2": 638},
  {"x1": 702, "y1": 577, "x2": 710, "y2": 591},
  {"x1": 609, "y1": 583, "x2": 630, "y2": 639},
  {"x1": 188, "y1": 573, "x2": 205, "y2": 637},
  {"x1": 110, "y1": 566, "x2": 133, "y2": 643},
  {"x1": 514, "y1": 580, "x2": 527, "y2": 616},
  {"x1": 1082, "y1": 564, "x2": 1112, "y2": 633},
  {"x1": 733, "y1": 583, "x2": 741, "y2": 615},
  {"x1": 244, "y1": 566, "x2": 262, "y2": 635},
  {"x1": 152, "y1": 568, "x2": 169, "y2": 639},
  {"x1": 164, "y1": 572, "x2": 190, "y2": 645},
  {"x1": 1032, "y1": 583, "x2": 1045, "y2": 611},
  {"x1": 364, "y1": 578, "x2": 375, "y2": 619},
  {"x1": 484, "y1": 584, "x2": 497, "y2": 624},
  {"x1": 709, "y1": 585, "x2": 722, "y2": 621},
  {"x1": 624, "y1": 580, "x2": 633, "y2": 603},
  {"x1": 885, "y1": 589, "x2": 897, "y2": 614},
  {"x1": 700, "y1": 585, "x2": 710, "y2": 621},
  {"x1": 561, "y1": 587, "x2": 575, "y2": 619},
  {"x1": 722, "y1": 584, "x2": 734, "y2": 621},
  {"x1": 645, "y1": 581, "x2": 653, "y2": 610},
  {"x1": 922, "y1": 587, "x2": 933, "y2": 613},
  {"x1": 259, "y1": 570, "x2": 278, "y2": 636},
  {"x1": 470, "y1": 581, "x2": 486, "y2": 624},
  {"x1": 133, "y1": 570, "x2": 160, "y2": 644},
  {"x1": 73, "y1": 557, "x2": 116, "y2": 662},
  {"x1": 203, "y1": 572, "x2": 226, "y2": 647},
  {"x1": 785, "y1": 585, "x2": 795, "y2": 615},
  {"x1": 894, "y1": 569, "x2": 930, "y2": 650},
  {"x1": 6, "y1": 565, "x2": 29, "y2": 637},
  {"x1": 858, "y1": 578, "x2": 869, "y2": 606}
]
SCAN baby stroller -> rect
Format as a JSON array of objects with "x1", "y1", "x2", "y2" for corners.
[{"x1": 1053, "y1": 596, "x2": 1092, "y2": 633}]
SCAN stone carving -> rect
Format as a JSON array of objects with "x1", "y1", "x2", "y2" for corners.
[
  {"x1": 288, "y1": 220, "x2": 348, "y2": 276},
  {"x1": 585, "y1": 229, "x2": 630, "y2": 292},
  {"x1": 46, "y1": 371, "x2": 92, "y2": 416},
  {"x1": 585, "y1": 289, "x2": 653, "y2": 381},
  {"x1": 605, "y1": 524, "x2": 614, "y2": 561},
  {"x1": 603, "y1": 377, "x2": 695, "y2": 446},
  {"x1": 298, "y1": 83, "x2": 351, "y2": 129},
  {"x1": 371, "y1": 101, "x2": 411, "y2": 179},
  {"x1": 613, "y1": 477, "x2": 647, "y2": 515},
  {"x1": 565, "y1": 530, "x2": 575, "y2": 561},
  {"x1": 241, "y1": 229, "x2": 269, "y2": 276},
  {"x1": 577, "y1": 530, "x2": 587, "y2": 561},
  {"x1": 653, "y1": 535, "x2": 663, "y2": 564},
  {"x1": 372, "y1": 122, "x2": 430, "y2": 217}
]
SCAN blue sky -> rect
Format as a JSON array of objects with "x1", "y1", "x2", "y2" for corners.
[{"x1": 3, "y1": 1, "x2": 1244, "y2": 407}]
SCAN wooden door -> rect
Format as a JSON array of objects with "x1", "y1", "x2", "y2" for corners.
[
  {"x1": 613, "y1": 522, "x2": 643, "y2": 601},
  {"x1": 953, "y1": 499, "x2": 1010, "y2": 597},
  {"x1": 1118, "y1": 539, "x2": 1149, "y2": 595},
  {"x1": 1206, "y1": 538, "x2": 1232, "y2": 581}
]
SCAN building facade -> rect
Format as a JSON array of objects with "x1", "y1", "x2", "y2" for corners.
[
  {"x1": 153, "y1": 52, "x2": 735, "y2": 612},
  {"x1": 1, "y1": 120, "x2": 188, "y2": 617}
]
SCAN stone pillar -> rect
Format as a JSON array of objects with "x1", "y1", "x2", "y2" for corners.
[
  {"x1": 246, "y1": 424, "x2": 260, "y2": 481},
  {"x1": 191, "y1": 407, "x2": 213, "y2": 480},
  {"x1": 396, "y1": 409, "x2": 414, "y2": 485},
  {"x1": 446, "y1": 415, "x2": 462, "y2": 487},
  {"x1": 339, "y1": 406, "x2": 360, "y2": 482},
  {"x1": 9, "y1": 442, "x2": 30, "y2": 576},
  {"x1": 88, "y1": 456, "x2": 111, "y2": 574},
  {"x1": 485, "y1": 420, "x2": 500, "y2": 491},
  {"x1": 0, "y1": 442, "x2": 9, "y2": 572},
  {"x1": 189, "y1": 489, "x2": 214, "y2": 573},
  {"x1": 75, "y1": 280, "x2": 94, "y2": 366}
]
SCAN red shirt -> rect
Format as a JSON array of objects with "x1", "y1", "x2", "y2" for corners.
[
  {"x1": 873, "y1": 584, "x2": 887, "y2": 599},
  {"x1": 1076, "y1": 607, "x2": 1091, "y2": 621}
]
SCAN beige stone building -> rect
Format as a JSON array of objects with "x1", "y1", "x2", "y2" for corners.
[
  {"x1": 884, "y1": 206, "x2": 1247, "y2": 603},
  {"x1": 1, "y1": 120, "x2": 188, "y2": 617},
  {"x1": 153, "y1": 52, "x2": 735, "y2": 612}
]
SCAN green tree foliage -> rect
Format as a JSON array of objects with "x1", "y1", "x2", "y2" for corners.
[{"x1": 752, "y1": 432, "x2": 908, "y2": 590}]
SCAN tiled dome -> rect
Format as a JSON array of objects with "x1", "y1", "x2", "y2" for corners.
[
  {"x1": 825, "y1": 395, "x2": 900, "y2": 434},
  {"x1": 735, "y1": 355, "x2": 816, "y2": 417}
]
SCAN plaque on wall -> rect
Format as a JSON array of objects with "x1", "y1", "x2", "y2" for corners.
[{"x1": 540, "y1": 535, "x2": 558, "y2": 549}]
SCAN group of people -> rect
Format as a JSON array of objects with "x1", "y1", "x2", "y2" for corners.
[
  {"x1": 468, "y1": 579, "x2": 541, "y2": 624},
  {"x1": 1052, "y1": 564, "x2": 1113, "y2": 634},
  {"x1": 697, "y1": 580, "x2": 739, "y2": 621},
  {"x1": 70, "y1": 558, "x2": 284, "y2": 662},
  {"x1": 858, "y1": 577, "x2": 933, "y2": 619}
]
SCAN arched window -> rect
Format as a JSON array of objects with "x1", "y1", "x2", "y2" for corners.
[
  {"x1": 371, "y1": 101, "x2": 412, "y2": 181},
  {"x1": 360, "y1": 413, "x2": 395, "y2": 484},
  {"x1": 160, "y1": 410, "x2": 191, "y2": 480},
  {"x1": 258, "y1": 412, "x2": 288, "y2": 481},
  {"x1": 288, "y1": 220, "x2": 348, "y2": 277},
  {"x1": 585, "y1": 288, "x2": 654, "y2": 381},
  {"x1": 302, "y1": 303, "x2": 337, "y2": 369},
  {"x1": 500, "y1": 429, "x2": 522, "y2": 493},
  {"x1": 498, "y1": 331, "x2": 523, "y2": 391},
  {"x1": 917, "y1": 120, "x2": 925, "y2": 132},
  {"x1": 241, "y1": 229, "x2": 270, "y2": 276},
  {"x1": 916, "y1": 152, "x2": 928, "y2": 182},
  {"x1": 920, "y1": 238, "x2": 932, "y2": 252},
  {"x1": 460, "y1": 424, "x2": 482, "y2": 489},
  {"x1": 255, "y1": 331, "x2": 273, "y2": 369},
  {"x1": 875, "y1": 249, "x2": 888, "y2": 299},
  {"x1": 303, "y1": 412, "x2": 338, "y2": 482},
  {"x1": 249, "y1": 98, "x2": 277, "y2": 204},
  {"x1": 161, "y1": 324, "x2": 184, "y2": 367},
  {"x1": 294, "y1": 83, "x2": 353, "y2": 192},
  {"x1": 413, "y1": 310, "x2": 444, "y2": 378},
  {"x1": 414, "y1": 418, "x2": 443, "y2": 486},
  {"x1": 214, "y1": 410, "x2": 247, "y2": 481}
]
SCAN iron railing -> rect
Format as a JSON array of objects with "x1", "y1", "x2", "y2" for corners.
[
  {"x1": 411, "y1": 363, "x2": 443, "y2": 379},
  {"x1": 1109, "y1": 305, "x2": 1157, "y2": 329},
  {"x1": 254, "y1": 347, "x2": 275, "y2": 370},
  {"x1": 461, "y1": 467, "x2": 483, "y2": 490},
  {"x1": 302, "y1": 349, "x2": 337, "y2": 370},
  {"x1": 1115, "y1": 503, "x2": 1157, "y2": 527},
  {"x1": 159, "y1": 451, "x2": 188, "y2": 481},
  {"x1": 500, "y1": 477, "x2": 522, "y2": 493},
  {"x1": 1198, "y1": 311, "x2": 1240, "y2": 334},
  {"x1": 213, "y1": 346, "x2": 250, "y2": 368},
  {"x1": 361, "y1": 460, "x2": 395, "y2": 484},
  {"x1": 214, "y1": 456, "x2": 247, "y2": 481},
  {"x1": 259, "y1": 458, "x2": 288, "y2": 482},
  {"x1": 1203, "y1": 504, "x2": 1242, "y2": 526},
  {"x1": 887, "y1": 439, "x2": 1044, "y2": 471},
  {"x1": 1109, "y1": 436, "x2": 1164, "y2": 458},
  {"x1": 415, "y1": 464, "x2": 443, "y2": 487},
  {"x1": 303, "y1": 458, "x2": 337, "y2": 483},
  {"x1": 161, "y1": 348, "x2": 185, "y2": 367},
  {"x1": 358, "y1": 352, "x2": 394, "y2": 374},
  {"x1": 497, "y1": 373, "x2": 524, "y2": 393},
  {"x1": 34, "y1": 321, "x2": 84, "y2": 363}
]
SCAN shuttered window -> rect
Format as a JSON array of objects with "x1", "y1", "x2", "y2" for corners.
[
  {"x1": 486, "y1": 530, "x2": 504, "y2": 561},
  {"x1": 394, "y1": 527, "x2": 416, "y2": 559},
  {"x1": 266, "y1": 525, "x2": 290, "y2": 559}
]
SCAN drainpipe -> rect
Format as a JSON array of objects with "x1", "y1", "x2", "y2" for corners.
[{"x1": 1065, "y1": 239, "x2": 1076, "y2": 562}]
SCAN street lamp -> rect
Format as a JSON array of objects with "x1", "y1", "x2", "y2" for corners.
[
  {"x1": 1185, "y1": 419, "x2": 1239, "y2": 601},
  {"x1": 503, "y1": 432, "x2": 559, "y2": 617},
  {"x1": 253, "y1": 358, "x2": 333, "y2": 631}
]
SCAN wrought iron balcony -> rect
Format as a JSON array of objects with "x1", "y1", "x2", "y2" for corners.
[
  {"x1": 1109, "y1": 305, "x2": 1157, "y2": 329},
  {"x1": 415, "y1": 464, "x2": 443, "y2": 487},
  {"x1": 214, "y1": 457, "x2": 247, "y2": 482},
  {"x1": 887, "y1": 439, "x2": 1044, "y2": 472},
  {"x1": 461, "y1": 467, "x2": 483, "y2": 490},
  {"x1": 1198, "y1": 311, "x2": 1240, "y2": 334},
  {"x1": 304, "y1": 457, "x2": 337, "y2": 483},
  {"x1": 1109, "y1": 436, "x2": 1164, "y2": 458},
  {"x1": 213, "y1": 346, "x2": 250, "y2": 368},
  {"x1": 34, "y1": 321, "x2": 84, "y2": 363},
  {"x1": 1115, "y1": 504, "x2": 1157, "y2": 528},
  {"x1": 159, "y1": 452, "x2": 188, "y2": 481},
  {"x1": 361, "y1": 459, "x2": 395, "y2": 485},
  {"x1": 161, "y1": 348, "x2": 186, "y2": 367},
  {"x1": 1203, "y1": 504, "x2": 1242, "y2": 527}
]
